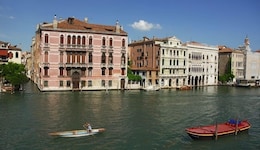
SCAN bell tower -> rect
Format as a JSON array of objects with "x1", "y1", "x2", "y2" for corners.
[{"x1": 244, "y1": 36, "x2": 251, "y2": 51}]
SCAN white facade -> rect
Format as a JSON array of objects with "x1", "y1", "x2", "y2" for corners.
[
  {"x1": 185, "y1": 42, "x2": 218, "y2": 86},
  {"x1": 231, "y1": 50, "x2": 244, "y2": 81},
  {"x1": 157, "y1": 36, "x2": 188, "y2": 88},
  {"x1": 244, "y1": 51, "x2": 260, "y2": 80},
  {"x1": 8, "y1": 49, "x2": 22, "y2": 64},
  {"x1": 237, "y1": 37, "x2": 260, "y2": 81}
]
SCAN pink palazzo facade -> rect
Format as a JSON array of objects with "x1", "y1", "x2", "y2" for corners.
[{"x1": 31, "y1": 16, "x2": 128, "y2": 91}]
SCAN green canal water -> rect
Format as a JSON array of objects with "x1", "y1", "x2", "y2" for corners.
[{"x1": 0, "y1": 82, "x2": 259, "y2": 150}]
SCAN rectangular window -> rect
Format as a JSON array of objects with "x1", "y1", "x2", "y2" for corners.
[
  {"x1": 88, "y1": 68, "x2": 92, "y2": 76},
  {"x1": 59, "y1": 68, "x2": 63, "y2": 76},
  {"x1": 109, "y1": 68, "x2": 113, "y2": 75},
  {"x1": 66, "y1": 81, "x2": 71, "y2": 87},
  {"x1": 44, "y1": 81, "x2": 48, "y2": 87},
  {"x1": 108, "y1": 80, "x2": 112, "y2": 87},
  {"x1": 44, "y1": 68, "x2": 48, "y2": 76},
  {"x1": 101, "y1": 80, "x2": 106, "y2": 87},
  {"x1": 102, "y1": 68, "x2": 106, "y2": 76},
  {"x1": 67, "y1": 69, "x2": 71, "y2": 76},
  {"x1": 81, "y1": 80, "x2": 86, "y2": 88},
  {"x1": 60, "y1": 81, "x2": 63, "y2": 87},
  {"x1": 121, "y1": 68, "x2": 125, "y2": 75},
  {"x1": 82, "y1": 53, "x2": 85, "y2": 63},
  {"x1": 88, "y1": 80, "x2": 92, "y2": 87},
  {"x1": 81, "y1": 70, "x2": 86, "y2": 76}
]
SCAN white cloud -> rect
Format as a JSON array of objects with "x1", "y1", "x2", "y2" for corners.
[
  {"x1": 0, "y1": 14, "x2": 15, "y2": 19},
  {"x1": 9, "y1": 16, "x2": 15, "y2": 19},
  {"x1": 131, "y1": 20, "x2": 161, "y2": 31}
]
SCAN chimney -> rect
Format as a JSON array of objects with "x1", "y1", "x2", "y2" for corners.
[
  {"x1": 53, "y1": 15, "x2": 58, "y2": 29},
  {"x1": 84, "y1": 17, "x2": 88, "y2": 23},
  {"x1": 115, "y1": 20, "x2": 120, "y2": 33}
]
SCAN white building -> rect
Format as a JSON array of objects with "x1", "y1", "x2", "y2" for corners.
[
  {"x1": 8, "y1": 46, "x2": 22, "y2": 64},
  {"x1": 157, "y1": 36, "x2": 188, "y2": 88},
  {"x1": 238, "y1": 37, "x2": 260, "y2": 81},
  {"x1": 184, "y1": 41, "x2": 218, "y2": 86}
]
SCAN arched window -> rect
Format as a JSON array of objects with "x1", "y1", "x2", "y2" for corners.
[
  {"x1": 72, "y1": 35, "x2": 76, "y2": 45},
  {"x1": 122, "y1": 39, "x2": 125, "y2": 47},
  {"x1": 102, "y1": 37, "x2": 106, "y2": 46},
  {"x1": 44, "y1": 34, "x2": 48, "y2": 43},
  {"x1": 89, "y1": 52, "x2": 93, "y2": 63},
  {"x1": 77, "y1": 36, "x2": 81, "y2": 45},
  {"x1": 60, "y1": 35, "x2": 64, "y2": 44},
  {"x1": 82, "y1": 36, "x2": 86, "y2": 45},
  {"x1": 67, "y1": 35, "x2": 71, "y2": 44},
  {"x1": 15, "y1": 52, "x2": 19, "y2": 58},
  {"x1": 121, "y1": 53, "x2": 125, "y2": 64},
  {"x1": 101, "y1": 52, "x2": 106, "y2": 63},
  {"x1": 89, "y1": 36, "x2": 92, "y2": 45},
  {"x1": 109, "y1": 38, "x2": 113, "y2": 47}
]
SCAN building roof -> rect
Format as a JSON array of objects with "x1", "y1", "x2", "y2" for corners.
[
  {"x1": 39, "y1": 17, "x2": 127, "y2": 35},
  {"x1": 0, "y1": 50, "x2": 8, "y2": 56},
  {"x1": 8, "y1": 45, "x2": 21, "y2": 51},
  {"x1": 0, "y1": 40, "x2": 21, "y2": 51},
  {"x1": 218, "y1": 45, "x2": 233, "y2": 53}
]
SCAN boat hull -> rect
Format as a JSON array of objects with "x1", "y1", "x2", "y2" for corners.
[
  {"x1": 49, "y1": 128, "x2": 105, "y2": 138},
  {"x1": 185, "y1": 120, "x2": 250, "y2": 140}
]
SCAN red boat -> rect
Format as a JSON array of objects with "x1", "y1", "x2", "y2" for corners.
[{"x1": 185, "y1": 119, "x2": 251, "y2": 140}]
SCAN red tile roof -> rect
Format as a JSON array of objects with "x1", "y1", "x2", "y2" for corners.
[
  {"x1": 0, "y1": 50, "x2": 8, "y2": 56},
  {"x1": 40, "y1": 17, "x2": 127, "y2": 35}
]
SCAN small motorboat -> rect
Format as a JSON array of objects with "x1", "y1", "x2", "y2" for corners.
[
  {"x1": 185, "y1": 119, "x2": 250, "y2": 140},
  {"x1": 49, "y1": 128, "x2": 105, "y2": 138}
]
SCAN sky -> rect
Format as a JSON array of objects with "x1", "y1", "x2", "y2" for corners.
[{"x1": 0, "y1": 0, "x2": 259, "y2": 51}]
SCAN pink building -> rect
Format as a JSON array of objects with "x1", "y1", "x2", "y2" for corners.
[{"x1": 31, "y1": 16, "x2": 128, "y2": 91}]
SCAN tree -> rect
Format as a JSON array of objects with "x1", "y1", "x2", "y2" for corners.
[
  {"x1": 127, "y1": 67, "x2": 141, "y2": 81},
  {"x1": 0, "y1": 62, "x2": 28, "y2": 89},
  {"x1": 218, "y1": 57, "x2": 235, "y2": 83}
]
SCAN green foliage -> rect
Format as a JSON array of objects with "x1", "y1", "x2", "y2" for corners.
[
  {"x1": 0, "y1": 62, "x2": 28, "y2": 87},
  {"x1": 127, "y1": 67, "x2": 141, "y2": 81},
  {"x1": 219, "y1": 73, "x2": 235, "y2": 83},
  {"x1": 218, "y1": 57, "x2": 235, "y2": 83}
]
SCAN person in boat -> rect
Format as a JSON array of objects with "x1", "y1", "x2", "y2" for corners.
[{"x1": 83, "y1": 122, "x2": 92, "y2": 133}]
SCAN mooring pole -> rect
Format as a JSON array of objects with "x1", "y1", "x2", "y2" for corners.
[
  {"x1": 215, "y1": 121, "x2": 218, "y2": 140},
  {"x1": 235, "y1": 119, "x2": 238, "y2": 135}
]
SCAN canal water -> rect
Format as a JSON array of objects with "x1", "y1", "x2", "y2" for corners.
[{"x1": 0, "y1": 81, "x2": 259, "y2": 150}]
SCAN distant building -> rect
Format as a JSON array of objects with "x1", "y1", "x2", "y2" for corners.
[
  {"x1": 0, "y1": 40, "x2": 22, "y2": 64},
  {"x1": 237, "y1": 37, "x2": 260, "y2": 85},
  {"x1": 218, "y1": 46, "x2": 244, "y2": 82},
  {"x1": 128, "y1": 36, "x2": 160, "y2": 88},
  {"x1": 21, "y1": 51, "x2": 32, "y2": 78},
  {"x1": 129, "y1": 36, "x2": 218, "y2": 88},
  {"x1": 183, "y1": 41, "x2": 219, "y2": 86},
  {"x1": 31, "y1": 16, "x2": 128, "y2": 91},
  {"x1": 0, "y1": 41, "x2": 9, "y2": 64},
  {"x1": 157, "y1": 36, "x2": 188, "y2": 88}
]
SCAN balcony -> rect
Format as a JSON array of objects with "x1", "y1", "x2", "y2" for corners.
[
  {"x1": 87, "y1": 62, "x2": 93, "y2": 68},
  {"x1": 65, "y1": 63, "x2": 87, "y2": 68},
  {"x1": 59, "y1": 63, "x2": 65, "y2": 68},
  {"x1": 100, "y1": 63, "x2": 106, "y2": 68},
  {"x1": 43, "y1": 62, "x2": 50, "y2": 68},
  {"x1": 121, "y1": 63, "x2": 126, "y2": 68},
  {"x1": 107, "y1": 63, "x2": 114, "y2": 68}
]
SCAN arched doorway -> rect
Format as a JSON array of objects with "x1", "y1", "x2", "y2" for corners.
[
  {"x1": 121, "y1": 79, "x2": 125, "y2": 90},
  {"x1": 195, "y1": 76, "x2": 199, "y2": 87},
  {"x1": 169, "y1": 79, "x2": 172, "y2": 87},
  {"x1": 72, "y1": 71, "x2": 80, "y2": 90}
]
